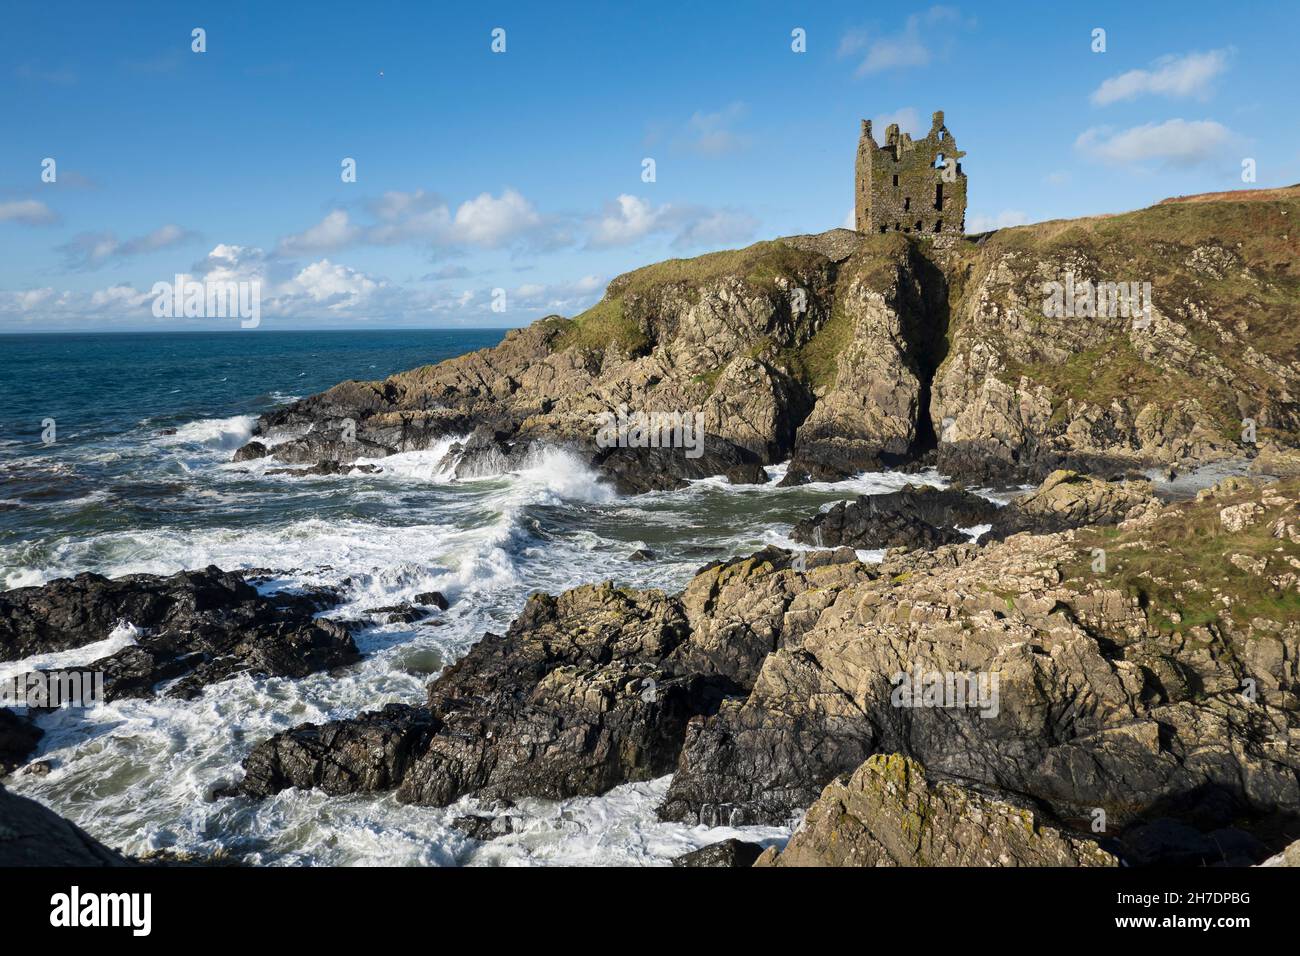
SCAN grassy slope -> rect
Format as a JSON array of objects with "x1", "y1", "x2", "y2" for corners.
[{"x1": 1062, "y1": 477, "x2": 1300, "y2": 637}]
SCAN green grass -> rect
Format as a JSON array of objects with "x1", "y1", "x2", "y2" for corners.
[
  {"x1": 1061, "y1": 477, "x2": 1300, "y2": 638},
  {"x1": 553, "y1": 297, "x2": 648, "y2": 356}
]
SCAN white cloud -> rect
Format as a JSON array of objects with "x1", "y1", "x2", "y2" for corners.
[
  {"x1": 283, "y1": 259, "x2": 380, "y2": 308},
  {"x1": 0, "y1": 199, "x2": 58, "y2": 225},
  {"x1": 669, "y1": 208, "x2": 759, "y2": 250},
  {"x1": 590, "y1": 195, "x2": 660, "y2": 246},
  {"x1": 967, "y1": 210, "x2": 1028, "y2": 233},
  {"x1": 451, "y1": 189, "x2": 543, "y2": 246},
  {"x1": 1075, "y1": 119, "x2": 1233, "y2": 167},
  {"x1": 586, "y1": 194, "x2": 757, "y2": 250},
  {"x1": 276, "y1": 210, "x2": 362, "y2": 255},
  {"x1": 56, "y1": 223, "x2": 197, "y2": 270},
  {"x1": 1091, "y1": 49, "x2": 1230, "y2": 106},
  {"x1": 839, "y1": 6, "x2": 968, "y2": 77},
  {"x1": 276, "y1": 188, "x2": 564, "y2": 256},
  {"x1": 682, "y1": 103, "x2": 750, "y2": 156}
]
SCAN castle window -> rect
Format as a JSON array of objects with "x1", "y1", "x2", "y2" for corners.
[
  {"x1": 915, "y1": 220, "x2": 922, "y2": 232},
  {"x1": 934, "y1": 153, "x2": 945, "y2": 169},
  {"x1": 880, "y1": 225, "x2": 888, "y2": 234},
  {"x1": 934, "y1": 220, "x2": 943, "y2": 232},
  {"x1": 892, "y1": 174, "x2": 898, "y2": 187},
  {"x1": 935, "y1": 183, "x2": 944, "y2": 211},
  {"x1": 904, "y1": 197, "x2": 910, "y2": 211}
]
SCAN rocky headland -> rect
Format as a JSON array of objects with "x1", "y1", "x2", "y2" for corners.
[{"x1": 5, "y1": 187, "x2": 1299, "y2": 866}]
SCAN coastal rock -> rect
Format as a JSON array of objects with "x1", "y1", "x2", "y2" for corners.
[
  {"x1": 980, "y1": 470, "x2": 1156, "y2": 541},
  {"x1": 672, "y1": 838, "x2": 766, "y2": 867},
  {"x1": 237, "y1": 704, "x2": 438, "y2": 798},
  {"x1": 0, "y1": 783, "x2": 131, "y2": 866},
  {"x1": 236, "y1": 190, "x2": 1300, "y2": 490},
  {"x1": 755, "y1": 754, "x2": 1118, "y2": 867},
  {"x1": 0, "y1": 710, "x2": 43, "y2": 775},
  {"x1": 662, "y1": 479, "x2": 1300, "y2": 864},
  {"x1": 235, "y1": 551, "x2": 865, "y2": 806},
  {"x1": 792, "y1": 498, "x2": 969, "y2": 551},
  {"x1": 231, "y1": 441, "x2": 268, "y2": 462},
  {"x1": 451, "y1": 814, "x2": 515, "y2": 842},
  {"x1": 0, "y1": 567, "x2": 360, "y2": 699}
]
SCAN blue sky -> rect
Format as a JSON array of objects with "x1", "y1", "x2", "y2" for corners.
[{"x1": 1, "y1": 0, "x2": 1296, "y2": 332}]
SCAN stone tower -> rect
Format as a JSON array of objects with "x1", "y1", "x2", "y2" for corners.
[{"x1": 855, "y1": 110, "x2": 966, "y2": 236}]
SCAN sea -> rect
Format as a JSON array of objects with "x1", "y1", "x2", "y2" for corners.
[{"x1": 0, "y1": 329, "x2": 985, "y2": 866}]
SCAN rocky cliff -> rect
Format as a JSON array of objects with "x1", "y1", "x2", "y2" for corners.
[{"x1": 234, "y1": 186, "x2": 1300, "y2": 490}]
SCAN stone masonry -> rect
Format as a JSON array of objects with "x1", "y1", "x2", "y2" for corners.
[{"x1": 855, "y1": 110, "x2": 967, "y2": 236}]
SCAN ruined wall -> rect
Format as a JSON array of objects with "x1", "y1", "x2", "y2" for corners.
[{"x1": 855, "y1": 110, "x2": 966, "y2": 236}]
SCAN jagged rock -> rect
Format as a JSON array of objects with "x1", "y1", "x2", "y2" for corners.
[
  {"x1": 451, "y1": 814, "x2": 515, "y2": 841},
  {"x1": 0, "y1": 710, "x2": 42, "y2": 774},
  {"x1": 672, "y1": 838, "x2": 766, "y2": 867},
  {"x1": 791, "y1": 494, "x2": 973, "y2": 550},
  {"x1": 0, "y1": 783, "x2": 130, "y2": 866},
  {"x1": 755, "y1": 755, "x2": 1118, "y2": 867},
  {"x1": 236, "y1": 704, "x2": 438, "y2": 798},
  {"x1": 393, "y1": 583, "x2": 725, "y2": 806},
  {"x1": 0, "y1": 567, "x2": 360, "y2": 700},
  {"x1": 628, "y1": 549, "x2": 655, "y2": 562},
  {"x1": 365, "y1": 603, "x2": 430, "y2": 625},
  {"x1": 980, "y1": 470, "x2": 1155, "y2": 542},
  {"x1": 414, "y1": 591, "x2": 449, "y2": 610},
  {"x1": 662, "y1": 479, "x2": 1300, "y2": 864},
  {"x1": 724, "y1": 463, "x2": 768, "y2": 485},
  {"x1": 231, "y1": 441, "x2": 268, "y2": 462},
  {"x1": 235, "y1": 551, "x2": 867, "y2": 808}
]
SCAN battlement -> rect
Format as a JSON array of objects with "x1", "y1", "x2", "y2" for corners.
[{"x1": 855, "y1": 110, "x2": 967, "y2": 236}]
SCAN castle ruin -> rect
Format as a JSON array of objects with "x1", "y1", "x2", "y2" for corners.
[{"x1": 855, "y1": 110, "x2": 966, "y2": 236}]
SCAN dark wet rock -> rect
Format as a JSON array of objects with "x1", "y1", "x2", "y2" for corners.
[
  {"x1": 792, "y1": 484, "x2": 999, "y2": 551},
  {"x1": 231, "y1": 440, "x2": 269, "y2": 462},
  {"x1": 236, "y1": 550, "x2": 870, "y2": 808},
  {"x1": 22, "y1": 761, "x2": 52, "y2": 777},
  {"x1": 672, "y1": 838, "x2": 766, "y2": 868},
  {"x1": 392, "y1": 583, "x2": 728, "y2": 806},
  {"x1": 0, "y1": 710, "x2": 43, "y2": 775},
  {"x1": 451, "y1": 814, "x2": 515, "y2": 841},
  {"x1": 628, "y1": 549, "x2": 655, "y2": 562},
  {"x1": 365, "y1": 603, "x2": 431, "y2": 625},
  {"x1": 792, "y1": 500, "x2": 966, "y2": 551},
  {"x1": 592, "y1": 442, "x2": 763, "y2": 496},
  {"x1": 265, "y1": 461, "x2": 380, "y2": 477},
  {"x1": 236, "y1": 704, "x2": 438, "y2": 798},
  {"x1": 414, "y1": 591, "x2": 449, "y2": 610},
  {"x1": 0, "y1": 783, "x2": 131, "y2": 866},
  {"x1": 724, "y1": 463, "x2": 768, "y2": 485},
  {"x1": 0, "y1": 567, "x2": 360, "y2": 700}
]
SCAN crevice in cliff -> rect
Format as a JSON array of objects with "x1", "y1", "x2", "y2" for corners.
[{"x1": 901, "y1": 242, "x2": 953, "y2": 460}]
